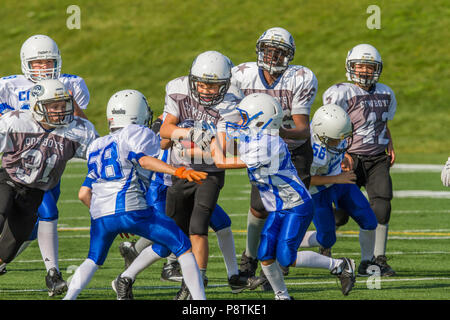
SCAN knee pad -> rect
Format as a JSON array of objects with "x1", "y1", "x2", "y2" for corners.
[
  {"x1": 370, "y1": 198, "x2": 391, "y2": 225},
  {"x1": 209, "y1": 204, "x2": 231, "y2": 232}
]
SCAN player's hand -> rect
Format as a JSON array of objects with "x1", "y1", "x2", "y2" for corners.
[
  {"x1": 441, "y1": 157, "x2": 450, "y2": 187},
  {"x1": 174, "y1": 167, "x2": 208, "y2": 184},
  {"x1": 188, "y1": 127, "x2": 213, "y2": 151},
  {"x1": 119, "y1": 233, "x2": 134, "y2": 239},
  {"x1": 341, "y1": 153, "x2": 354, "y2": 171},
  {"x1": 335, "y1": 171, "x2": 357, "y2": 184},
  {"x1": 387, "y1": 143, "x2": 396, "y2": 167}
]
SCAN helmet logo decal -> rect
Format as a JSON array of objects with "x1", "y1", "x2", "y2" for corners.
[{"x1": 31, "y1": 85, "x2": 44, "y2": 97}]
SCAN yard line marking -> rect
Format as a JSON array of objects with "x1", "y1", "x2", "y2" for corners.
[{"x1": 391, "y1": 164, "x2": 444, "y2": 172}]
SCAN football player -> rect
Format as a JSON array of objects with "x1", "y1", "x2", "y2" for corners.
[
  {"x1": 211, "y1": 93, "x2": 356, "y2": 299},
  {"x1": 159, "y1": 50, "x2": 263, "y2": 299},
  {"x1": 0, "y1": 34, "x2": 90, "y2": 295},
  {"x1": 231, "y1": 27, "x2": 318, "y2": 286},
  {"x1": 63, "y1": 90, "x2": 208, "y2": 300},
  {"x1": 118, "y1": 114, "x2": 256, "y2": 294},
  {"x1": 323, "y1": 44, "x2": 397, "y2": 276},
  {"x1": 0, "y1": 79, "x2": 97, "y2": 292},
  {"x1": 441, "y1": 157, "x2": 450, "y2": 187},
  {"x1": 308, "y1": 104, "x2": 380, "y2": 275}
]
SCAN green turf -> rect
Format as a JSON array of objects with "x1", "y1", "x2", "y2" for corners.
[
  {"x1": 0, "y1": 0, "x2": 449, "y2": 155},
  {"x1": 1, "y1": 160, "x2": 449, "y2": 300}
]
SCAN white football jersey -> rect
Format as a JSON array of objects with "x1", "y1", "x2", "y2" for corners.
[
  {"x1": 0, "y1": 74, "x2": 89, "y2": 114},
  {"x1": 323, "y1": 82, "x2": 396, "y2": 156},
  {"x1": 86, "y1": 124, "x2": 160, "y2": 220},
  {"x1": 231, "y1": 62, "x2": 318, "y2": 150},
  {"x1": 309, "y1": 133, "x2": 346, "y2": 195},
  {"x1": 0, "y1": 110, "x2": 98, "y2": 191},
  {"x1": 163, "y1": 76, "x2": 242, "y2": 172},
  {"x1": 238, "y1": 133, "x2": 311, "y2": 212}
]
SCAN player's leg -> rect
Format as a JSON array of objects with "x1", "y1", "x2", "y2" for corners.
[
  {"x1": 311, "y1": 188, "x2": 338, "y2": 256},
  {"x1": 36, "y1": 182, "x2": 66, "y2": 296},
  {"x1": 364, "y1": 153, "x2": 395, "y2": 276},
  {"x1": 64, "y1": 216, "x2": 117, "y2": 300},
  {"x1": 117, "y1": 209, "x2": 206, "y2": 300}
]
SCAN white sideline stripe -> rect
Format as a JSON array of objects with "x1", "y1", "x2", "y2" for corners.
[
  {"x1": 1, "y1": 277, "x2": 450, "y2": 294},
  {"x1": 391, "y1": 164, "x2": 444, "y2": 172}
]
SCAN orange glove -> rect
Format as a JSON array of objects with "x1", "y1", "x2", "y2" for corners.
[{"x1": 174, "y1": 167, "x2": 208, "y2": 184}]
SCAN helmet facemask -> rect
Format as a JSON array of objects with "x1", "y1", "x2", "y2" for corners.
[
  {"x1": 189, "y1": 76, "x2": 230, "y2": 107},
  {"x1": 23, "y1": 58, "x2": 61, "y2": 82},
  {"x1": 316, "y1": 127, "x2": 353, "y2": 155},
  {"x1": 346, "y1": 60, "x2": 382, "y2": 87},
  {"x1": 256, "y1": 40, "x2": 294, "y2": 75},
  {"x1": 34, "y1": 96, "x2": 74, "y2": 128}
]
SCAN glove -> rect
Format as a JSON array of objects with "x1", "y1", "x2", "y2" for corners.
[
  {"x1": 174, "y1": 167, "x2": 208, "y2": 184},
  {"x1": 441, "y1": 157, "x2": 450, "y2": 187},
  {"x1": 188, "y1": 122, "x2": 215, "y2": 151}
]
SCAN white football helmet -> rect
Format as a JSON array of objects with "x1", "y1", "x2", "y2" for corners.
[
  {"x1": 106, "y1": 89, "x2": 153, "y2": 131},
  {"x1": 345, "y1": 44, "x2": 382, "y2": 87},
  {"x1": 189, "y1": 51, "x2": 232, "y2": 106},
  {"x1": 29, "y1": 79, "x2": 74, "y2": 127},
  {"x1": 21, "y1": 35, "x2": 62, "y2": 82},
  {"x1": 226, "y1": 93, "x2": 283, "y2": 139},
  {"x1": 256, "y1": 27, "x2": 295, "y2": 75},
  {"x1": 311, "y1": 104, "x2": 353, "y2": 154}
]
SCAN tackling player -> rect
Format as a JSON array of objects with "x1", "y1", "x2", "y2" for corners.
[
  {"x1": 0, "y1": 79, "x2": 97, "y2": 290},
  {"x1": 211, "y1": 93, "x2": 356, "y2": 299},
  {"x1": 0, "y1": 34, "x2": 90, "y2": 295},
  {"x1": 231, "y1": 27, "x2": 318, "y2": 284},
  {"x1": 323, "y1": 44, "x2": 397, "y2": 276},
  {"x1": 63, "y1": 90, "x2": 207, "y2": 300}
]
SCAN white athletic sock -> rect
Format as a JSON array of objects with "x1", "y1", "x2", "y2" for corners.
[
  {"x1": 359, "y1": 228, "x2": 376, "y2": 261},
  {"x1": 245, "y1": 209, "x2": 266, "y2": 259},
  {"x1": 261, "y1": 262, "x2": 289, "y2": 298},
  {"x1": 374, "y1": 224, "x2": 389, "y2": 257},
  {"x1": 299, "y1": 230, "x2": 320, "y2": 248},
  {"x1": 215, "y1": 227, "x2": 239, "y2": 278},
  {"x1": 134, "y1": 237, "x2": 153, "y2": 254},
  {"x1": 63, "y1": 258, "x2": 99, "y2": 300},
  {"x1": 294, "y1": 251, "x2": 339, "y2": 270},
  {"x1": 121, "y1": 245, "x2": 162, "y2": 281},
  {"x1": 177, "y1": 252, "x2": 206, "y2": 300},
  {"x1": 37, "y1": 220, "x2": 59, "y2": 272},
  {"x1": 167, "y1": 252, "x2": 177, "y2": 264}
]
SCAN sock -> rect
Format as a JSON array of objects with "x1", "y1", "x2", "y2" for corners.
[
  {"x1": 245, "y1": 209, "x2": 266, "y2": 258},
  {"x1": 134, "y1": 237, "x2": 153, "y2": 254},
  {"x1": 63, "y1": 258, "x2": 99, "y2": 300},
  {"x1": 177, "y1": 252, "x2": 206, "y2": 300},
  {"x1": 359, "y1": 228, "x2": 376, "y2": 261},
  {"x1": 121, "y1": 245, "x2": 162, "y2": 281},
  {"x1": 215, "y1": 227, "x2": 239, "y2": 278},
  {"x1": 37, "y1": 220, "x2": 59, "y2": 272},
  {"x1": 294, "y1": 251, "x2": 339, "y2": 270},
  {"x1": 299, "y1": 230, "x2": 320, "y2": 248},
  {"x1": 261, "y1": 262, "x2": 289, "y2": 298},
  {"x1": 374, "y1": 224, "x2": 388, "y2": 257},
  {"x1": 167, "y1": 252, "x2": 177, "y2": 265}
]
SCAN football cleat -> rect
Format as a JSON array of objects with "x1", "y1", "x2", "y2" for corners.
[
  {"x1": 228, "y1": 272, "x2": 265, "y2": 293},
  {"x1": 112, "y1": 274, "x2": 134, "y2": 300},
  {"x1": 259, "y1": 269, "x2": 273, "y2": 292},
  {"x1": 0, "y1": 263, "x2": 7, "y2": 276},
  {"x1": 45, "y1": 268, "x2": 67, "y2": 297},
  {"x1": 239, "y1": 251, "x2": 258, "y2": 277},
  {"x1": 173, "y1": 280, "x2": 192, "y2": 300},
  {"x1": 118, "y1": 241, "x2": 138, "y2": 270},
  {"x1": 374, "y1": 255, "x2": 396, "y2": 277},
  {"x1": 275, "y1": 292, "x2": 295, "y2": 300},
  {"x1": 331, "y1": 258, "x2": 356, "y2": 296},
  {"x1": 160, "y1": 261, "x2": 183, "y2": 282}
]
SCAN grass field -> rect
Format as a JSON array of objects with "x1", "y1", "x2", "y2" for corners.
[{"x1": 0, "y1": 159, "x2": 449, "y2": 301}]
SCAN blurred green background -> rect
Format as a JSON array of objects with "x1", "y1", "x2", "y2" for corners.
[{"x1": 1, "y1": 0, "x2": 449, "y2": 162}]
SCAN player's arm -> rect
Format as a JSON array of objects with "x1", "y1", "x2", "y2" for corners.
[
  {"x1": 78, "y1": 186, "x2": 92, "y2": 208},
  {"x1": 210, "y1": 133, "x2": 247, "y2": 169},
  {"x1": 310, "y1": 171, "x2": 357, "y2": 186},
  {"x1": 73, "y1": 100, "x2": 88, "y2": 119},
  {"x1": 160, "y1": 113, "x2": 190, "y2": 141},
  {"x1": 138, "y1": 155, "x2": 207, "y2": 183},
  {"x1": 279, "y1": 114, "x2": 310, "y2": 140},
  {"x1": 386, "y1": 124, "x2": 395, "y2": 166}
]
